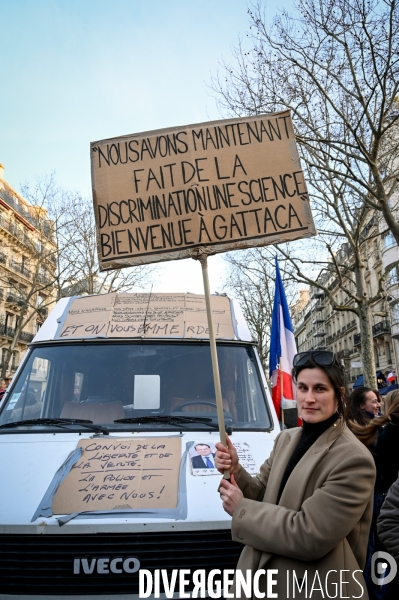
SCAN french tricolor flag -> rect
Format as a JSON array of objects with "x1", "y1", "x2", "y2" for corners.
[{"x1": 269, "y1": 257, "x2": 297, "y2": 420}]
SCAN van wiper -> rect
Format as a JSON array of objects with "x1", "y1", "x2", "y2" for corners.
[
  {"x1": 114, "y1": 415, "x2": 232, "y2": 433},
  {"x1": 0, "y1": 418, "x2": 109, "y2": 435}
]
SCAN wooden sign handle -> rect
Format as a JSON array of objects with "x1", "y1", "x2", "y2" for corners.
[{"x1": 195, "y1": 253, "x2": 230, "y2": 481}]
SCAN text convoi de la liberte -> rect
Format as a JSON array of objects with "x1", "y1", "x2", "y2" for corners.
[
  {"x1": 92, "y1": 116, "x2": 310, "y2": 262},
  {"x1": 138, "y1": 568, "x2": 366, "y2": 598}
]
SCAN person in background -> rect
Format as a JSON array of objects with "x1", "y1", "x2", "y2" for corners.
[
  {"x1": 216, "y1": 350, "x2": 375, "y2": 599},
  {"x1": 377, "y1": 470, "x2": 399, "y2": 600},
  {"x1": 381, "y1": 389, "x2": 399, "y2": 415},
  {"x1": 348, "y1": 386, "x2": 382, "y2": 426},
  {"x1": 350, "y1": 394, "x2": 399, "y2": 599},
  {"x1": 0, "y1": 379, "x2": 7, "y2": 401}
]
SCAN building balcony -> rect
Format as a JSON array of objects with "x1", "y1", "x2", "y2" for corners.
[
  {"x1": 38, "y1": 273, "x2": 53, "y2": 286},
  {"x1": 311, "y1": 289, "x2": 324, "y2": 300},
  {"x1": 9, "y1": 260, "x2": 32, "y2": 279},
  {"x1": 0, "y1": 189, "x2": 54, "y2": 242},
  {"x1": 0, "y1": 324, "x2": 34, "y2": 343},
  {"x1": 314, "y1": 331, "x2": 326, "y2": 337},
  {"x1": 0, "y1": 215, "x2": 30, "y2": 245},
  {"x1": 312, "y1": 318, "x2": 324, "y2": 325},
  {"x1": 5, "y1": 293, "x2": 24, "y2": 306},
  {"x1": 372, "y1": 320, "x2": 391, "y2": 337},
  {"x1": 314, "y1": 303, "x2": 324, "y2": 312}
]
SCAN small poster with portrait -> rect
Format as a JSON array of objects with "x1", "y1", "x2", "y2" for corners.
[{"x1": 189, "y1": 441, "x2": 257, "y2": 476}]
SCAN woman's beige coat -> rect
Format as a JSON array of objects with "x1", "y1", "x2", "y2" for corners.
[{"x1": 231, "y1": 420, "x2": 376, "y2": 599}]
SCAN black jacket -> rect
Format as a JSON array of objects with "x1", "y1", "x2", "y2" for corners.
[
  {"x1": 191, "y1": 453, "x2": 216, "y2": 469},
  {"x1": 374, "y1": 415, "x2": 399, "y2": 494}
]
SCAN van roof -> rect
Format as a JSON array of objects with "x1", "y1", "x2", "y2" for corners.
[{"x1": 33, "y1": 293, "x2": 253, "y2": 343}]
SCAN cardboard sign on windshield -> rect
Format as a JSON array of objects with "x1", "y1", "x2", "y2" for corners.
[
  {"x1": 52, "y1": 437, "x2": 181, "y2": 514},
  {"x1": 91, "y1": 111, "x2": 316, "y2": 270}
]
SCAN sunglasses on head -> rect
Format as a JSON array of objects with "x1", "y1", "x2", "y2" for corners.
[{"x1": 293, "y1": 350, "x2": 336, "y2": 368}]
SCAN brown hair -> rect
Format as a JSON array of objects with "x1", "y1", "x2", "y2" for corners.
[
  {"x1": 347, "y1": 387, "x2": 380, "y2": 426},
  {"x1": 292, "y1": 356, "x2": 347, "y2": 421},
  {"x1": 350, "y1": 393, "x2": 399, "y2": 447}
]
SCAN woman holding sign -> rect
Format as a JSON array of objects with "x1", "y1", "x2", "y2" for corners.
[{"x1": 216, "y1": 351, "x2": 375, "y2": 599}]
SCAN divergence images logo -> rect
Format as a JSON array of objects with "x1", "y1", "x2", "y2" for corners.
[
  {"x1": 371, "y1": 551, "x2": 397, "y2": 586},
  {"x1": 73, "y1": 557, "x2": 140, "y2": 575}
]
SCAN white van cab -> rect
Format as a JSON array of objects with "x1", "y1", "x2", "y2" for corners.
[{"x1": 0, "y1": 292, "x2": 280, "y2": 599}]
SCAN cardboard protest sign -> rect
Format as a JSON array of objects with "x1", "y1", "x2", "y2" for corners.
[
  {"x1": 58, "y1": 292, "x2": 235, "y2": 340},
  {"x1": 52, "y1": 437, "x2": 181, "y2": 514},
  {"x1": 91, "y1": 111, "x2": 316, "y2": 269}
]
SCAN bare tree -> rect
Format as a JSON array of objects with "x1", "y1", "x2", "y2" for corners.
[
  {"x1": 224, "y1": 249, "x2": 298, "y2": 373},
  {"x1": 0, "y1": 176, "x2": 75, "y2": 378},
  {"x1": 228, "y1": 179, "x2": 390, "y2": 388},
  {"x1": 212, "y1": 0, "x2": 399, "y2": 245},
  {"x1": 212, "y1": 0, "x2": 399, "y2": 387},
  {"x1": 58, "y1": 195, "x2": 154, "y2": 297},
  {"x1": 0, "y1": 180, "x2": 153, "y2": 379}
]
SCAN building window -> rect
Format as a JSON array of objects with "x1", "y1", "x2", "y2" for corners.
[
  {"x1": 12, "y1": 351, "x2": 19, "y2": 370},
  {"x1": 387, "y1": 266, "x2": 399, "y2": 287},
  {"x1": 4, "y1": 312, "x2": 12, "y2": 329},
  {"x1": 383, "y1": 232, "x2": 396, "y2": 250},
  {"x1": 392, "y1": 303, "x2": 399, "y2": 324},
  {"x1": 1, "y1": 347, "x2": 9, "y2": 365}
]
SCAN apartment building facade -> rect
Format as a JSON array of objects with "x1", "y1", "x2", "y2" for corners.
[
  {"x1": 0, "y1": 165, "x2": 56, "y2": 380},
  {"x1": 291, "y1": 221, "x2": 399, "y2": 389}
]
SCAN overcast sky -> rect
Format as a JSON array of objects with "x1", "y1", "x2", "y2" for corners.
[{"x1": 1, "y1": 0, "x2": 291, "y2": 294}]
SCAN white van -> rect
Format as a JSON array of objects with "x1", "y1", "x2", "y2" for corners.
[{"x1": 0, "y1": 293, "x2": 279, "y2": 600}]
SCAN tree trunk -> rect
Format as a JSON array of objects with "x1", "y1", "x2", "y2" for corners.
[
  {"x1": 354, "y1": 261, "x2": 377, "y2": 389},
  {"x1": 1, "y1": 305, "x2": 29, "y2": 379},
  {"x1": 0, "y1": 348, "x2": 12, "y2": 380},
  {"x1": 358, "y1": 302, "x2": 377, "y2": 389}
]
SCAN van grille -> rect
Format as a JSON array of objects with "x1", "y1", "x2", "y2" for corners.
[{"x1": 0, "y1": 529, "x2": 243, "y2": 595}]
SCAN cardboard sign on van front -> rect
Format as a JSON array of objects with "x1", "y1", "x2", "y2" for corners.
[
  {"x1": 91, "y1": 111, "x2": 316, "y2": 270},
  {"x1": 52, "y1": 437, "x2": 181, "y2": 514},
  {"x1": 57, "y1": 293, "x2": 235, "y2": 340}
]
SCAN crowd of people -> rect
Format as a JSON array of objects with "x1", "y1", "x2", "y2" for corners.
[{"x1": 215, "y1": 351, "x2": 399, "y2": 600}]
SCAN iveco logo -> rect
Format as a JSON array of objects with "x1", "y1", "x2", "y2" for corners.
[{"x1": 73, "y1": 556, "x2": 140, "y2": 575}]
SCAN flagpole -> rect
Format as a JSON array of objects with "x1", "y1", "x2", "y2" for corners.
[
  {"x1": 196, "y1": 253, "x2": 230, "y2": 481},
  {"x1": 280, "y1": 360, "x2": 285, "y2": 426}
]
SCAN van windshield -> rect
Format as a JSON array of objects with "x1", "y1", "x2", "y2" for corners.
[{"x1": 0, "y1": 342, "x2": 272, "y2": 431}]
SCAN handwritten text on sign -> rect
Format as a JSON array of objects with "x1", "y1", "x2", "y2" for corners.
[
  {"x1": 91, "y1": 111, "x2": 316, "y2": 269},
  {"x1": 52, "y1": 437, "x2": 181, "y2": 514},
  {"x1": 57, "y1": 292, "x2": 235, "y2": 340}
]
